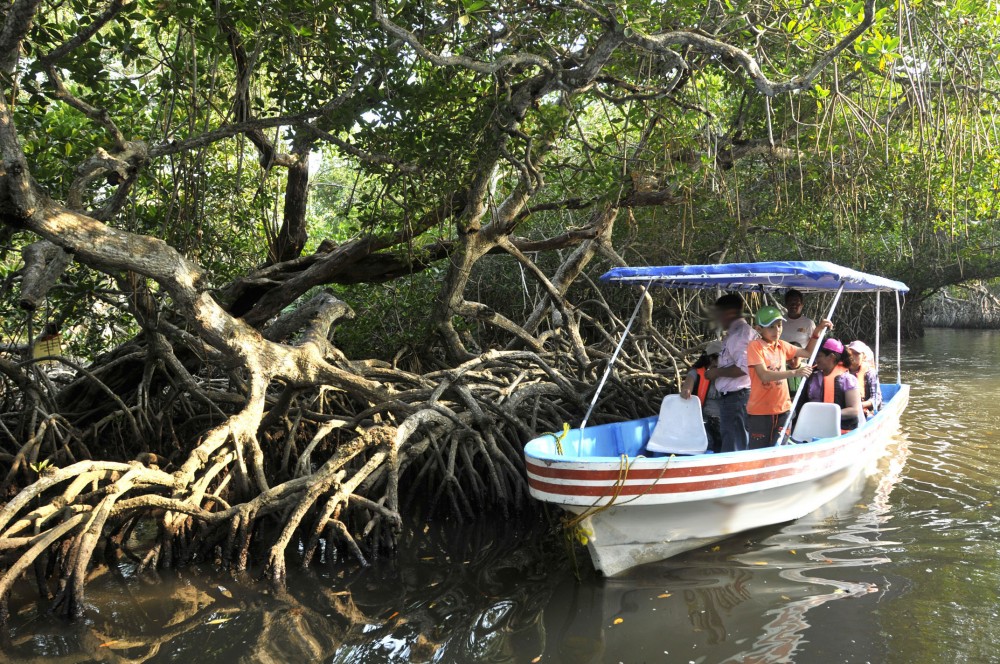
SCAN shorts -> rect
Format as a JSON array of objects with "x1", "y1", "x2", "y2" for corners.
[{"x1": 748, "y1": 412, "x2": 789, "y2": 450}]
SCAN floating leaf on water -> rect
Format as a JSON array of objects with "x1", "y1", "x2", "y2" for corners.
[
  {"x1": 205, "y1": 618, "x2": 231, "y2": 625},
  {"x1": 657, "y1": 593, "x2": 672, "y2": 598},
  {"x1": 711, "y1": 545, "x2": 721, "y2": 552},
  {"x1": 99, "y1": 641, "x2": 118, "y2": 648},
  {"x1": 781, "y1": 595, "x2": 791, "y2": 600},
  {"x1": 613, "y1": 617, "x2": 624, "y2": 625},
  {"x1": 752, "y1": 561, "x2": 768, "y2": 566},
  {"x1": 833, "y1": 589, "x2": 847, "y2": 594},
  {"x1": 386, "y1": 611, "x2": 399, "y2": 621},
  {"x1": 790, "y1": 550, "x2": 797, "y2": 555},
  {"x1": 531, "y1": 657, "x2": 542, "y2": 663}
]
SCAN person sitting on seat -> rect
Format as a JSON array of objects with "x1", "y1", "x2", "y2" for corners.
[
  {"x1": 746, "y1": 307, "x2": 830, "y2": 449},
  {"x1": 802, "y1": 338, "x2": 863, "y2": 432},
  {"x1": 680, "y1": 339, "x2": 724, "y2": 453},
  {"x1": 847, "y1": 340, "x2": 882, "y2": 418}
]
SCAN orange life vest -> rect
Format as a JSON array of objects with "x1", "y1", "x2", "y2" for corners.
[
  {"x1": 822, "y1": 365, "x2": 848, "y2": 404},
  {"x1": 694, "y1": 367, "x2": 711, "y2": 404},
  {"x1": 821, "y1": 364, "x2": 858, "y2": 432}
]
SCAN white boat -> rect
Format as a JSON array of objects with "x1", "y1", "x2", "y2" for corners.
[{"x1": 523, "y1": 261, "x2": 910, "y2": 576}]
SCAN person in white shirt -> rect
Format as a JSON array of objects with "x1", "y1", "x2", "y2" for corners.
[
  {"x1": 704, "y1": 294, "x2": 759, "y2": 453},
  {"x1": 780, "y1": 289, "x2": 816, "y2": 347}
]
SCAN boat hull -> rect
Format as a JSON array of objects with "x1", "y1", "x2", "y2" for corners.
[{"x1": 525, "y1": 384, "x2": 909, "y2": 576}]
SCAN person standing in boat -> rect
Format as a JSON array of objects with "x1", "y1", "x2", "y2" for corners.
[
  {"x1": 780, "y1": 289, "x2": 816, "y2": 347},
  {"x1": 847, "y1": 340, "x2": 882, "y2": 418},
  {"x1": 679, "y1": 339, "x2": 724, "y2": 452},
  {"x1": 704, "y1": 294, "x2": 757, "y2": 453},
  {"x1": 802, "y1": 338, "x2": 863, "y2": 432},
  {"x1": 746, "y1": 307, "x2": 830, "y2": 449}
]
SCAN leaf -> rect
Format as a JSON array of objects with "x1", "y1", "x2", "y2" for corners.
[
  {"x1": 205, "y1": 617, "x2": 231, "y2": 625},
  {"x1": 781, "y1": 595, "x2": 791, "y2": 600},
  {"x1": 613, "y1": 617, "x2": 624, "y2": 625},
  {"x1": 657, "y1": 593, "x2": 672, "y2": 598},
  {"x1": 711, "y1": 545, "x2": 721, "y2": 552},
  {"x1": 752, "y1": 561, "x2": 768, "y2": 566},
  {"x1": 99, "y1": 641, "x2": 118, "y2": 648},
  {"x1": 790, "y1": 550, "x2": 796, "y2": 555},
  {"x1": 531, "y1": 658, "x2": 542, "y2": 663}
]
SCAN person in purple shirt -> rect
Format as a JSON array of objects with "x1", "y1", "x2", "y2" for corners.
[
  {"x1": 801, "y1": 338, "x2": 863, "y2": 431},
  {"x1": 704, "y1": 294, "x2": 759, "y2": 453}
]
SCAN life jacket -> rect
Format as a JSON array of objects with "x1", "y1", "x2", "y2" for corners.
[
  {"x1": 693, "y1": 367, "x2": 711, "y2": 404},
  {"x1": 820, "y1": 365, "x2": 858, "y2": 431},
  {"x1": 853, "y1": 362, "x2": 874, "y2": 416}
]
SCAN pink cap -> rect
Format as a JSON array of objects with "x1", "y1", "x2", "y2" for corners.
[
  {"x1": 847, "y1": 340, "x2": 874, "y2": 363},
  {"x1": 821, "y1": 338, "x2": 844, "y2": 354}
]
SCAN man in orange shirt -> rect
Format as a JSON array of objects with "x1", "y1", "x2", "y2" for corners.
[{"x1": 746, "y1": 307, "x2": 831, "y2": 449}]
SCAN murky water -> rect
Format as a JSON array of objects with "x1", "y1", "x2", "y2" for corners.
[{"x1": 4, "y1": 328, "x2": 1000, "y2": 663}]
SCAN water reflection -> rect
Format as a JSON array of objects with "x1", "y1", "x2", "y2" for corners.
[
  {"x1": 722, "y1": 437, "x2": 911, "y2": 663},
  {"x1": 7, "y1": 329, "x2": 1000, "y2": 664}
]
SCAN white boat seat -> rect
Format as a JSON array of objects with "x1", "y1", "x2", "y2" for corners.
[
  {"x1": 645, "y1": 394, "x2": 709, "y2": 455},
  {"x1": 792, "y1": 402, "x2": 841, "y2": 441}
]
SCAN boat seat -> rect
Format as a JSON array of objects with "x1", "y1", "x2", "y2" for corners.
[
  {"x1": 792, "y1": 402, "x2": 841, "y2": 442},
  {"x1": 645, "y1": 394, "x2": 708, "y2": 455}
]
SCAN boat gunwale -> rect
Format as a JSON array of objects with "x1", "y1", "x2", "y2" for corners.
[{"x1": 523, "y1": 383, "x2": 909, "y2": 468}]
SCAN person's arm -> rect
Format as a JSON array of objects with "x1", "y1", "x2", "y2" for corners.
[
  {"x1": 706, "y1": 364, "x2": 745, "y2": 380},
  {"x1": 797, "y1": 319, "x2": 834, "y2": 358},
  {"x1": 680, "y1": 372, "x2": 697, "y2": 399},
  {"x1": 842, "y1": 384, "x2": 862, "y2": 422},
  {"x1": 752, "y1": 362, "x2": 811, "y2": 383},
  {"x1": 860, "y1": 373, "x2": 877, "y2": 410}
]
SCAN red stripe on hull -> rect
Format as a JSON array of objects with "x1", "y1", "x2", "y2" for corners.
[
  {"x1": 525, "y1": 442, "x2": 850, "y2": 481},
  {"x1": 527, "y1": 462, "x2": 839, "y2": 496}
]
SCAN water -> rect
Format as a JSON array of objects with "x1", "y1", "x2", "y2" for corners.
[{"x1": 4, "y1": 328, "x2": 1000, "y2": 663}]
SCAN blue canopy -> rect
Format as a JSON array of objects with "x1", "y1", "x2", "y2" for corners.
[{"x1": 600, "y1": 261, "x2": 908, "y2": 293}]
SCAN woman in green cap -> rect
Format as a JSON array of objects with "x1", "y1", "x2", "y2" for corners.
[{"x1": 746, "y1": 306, "x2": 832, "y2": 449}]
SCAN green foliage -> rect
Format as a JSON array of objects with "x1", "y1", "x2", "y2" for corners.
[{"x1": 4, "y1": 0, "x2": 1000, "y2": 359}]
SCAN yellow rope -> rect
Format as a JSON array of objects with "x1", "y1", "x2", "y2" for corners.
[
  {"x1": 564, "y1": 452, "x2": 674, "y2": 535},
  {"x1": 541, "y1": 422, "x2": 571, "y2": 455}
]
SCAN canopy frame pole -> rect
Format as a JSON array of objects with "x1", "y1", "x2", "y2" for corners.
[
  {"x1": 874, "y1": 291, "x2": 881, "y2": 372},
  {"x1": 580, "y1": 279, "x2": 653, "y2": 431},
  {"x1": 776, "y1": 281, "x2": 846, "y2": 446},
  {"x1": 895, "y1": 289, "x2": 902, "y2": 385}
]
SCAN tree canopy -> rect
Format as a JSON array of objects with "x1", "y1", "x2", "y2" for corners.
[{"x1": 1, "y1": 0, "x2": 999, "y2": 621}]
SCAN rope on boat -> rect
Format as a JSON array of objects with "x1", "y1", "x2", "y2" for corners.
[
  {"x1": 541, "y1": 422, "x2": 571, "y2": 455},
  {"x1": 564, "y1": 453, "x2": 675, "y2": 538}
]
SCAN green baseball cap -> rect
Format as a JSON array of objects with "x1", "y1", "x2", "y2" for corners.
[{"x1": 754, "y1": 306, "x2": 786, "y2": 328}]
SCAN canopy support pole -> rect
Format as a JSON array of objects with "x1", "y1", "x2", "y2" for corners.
[
  {"x1": 874, "y1": 291, "x2": 881, "y2": 372},
  {"x1": 776, "y1": 281, "x2": 846, "y2": 446},
  {"x1": 580, "y1": 279, "x2": 653, "y2": 431},
  {"x1": 895, "y1": 290, "x2": 902, "y2": 385}
]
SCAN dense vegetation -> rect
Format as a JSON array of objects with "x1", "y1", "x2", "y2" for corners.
[{"x1": 1, "y1": 0, "x2": 999, "y2": 620}]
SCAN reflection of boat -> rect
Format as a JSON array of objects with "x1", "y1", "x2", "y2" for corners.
[
  {"x1": 721, "y1": 434, "x2": 913, "y2": 663},
  {"x1": 539, "y1": 434, "x2": 914, "y2": 664},
  {"x1": 524, "y1": 262, "x2": 911, "y2": 576}
]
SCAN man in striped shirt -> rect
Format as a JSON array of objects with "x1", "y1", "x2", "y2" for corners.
[{"x1": 705, "y1": 294, "x2": 759, "y2": 453}]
